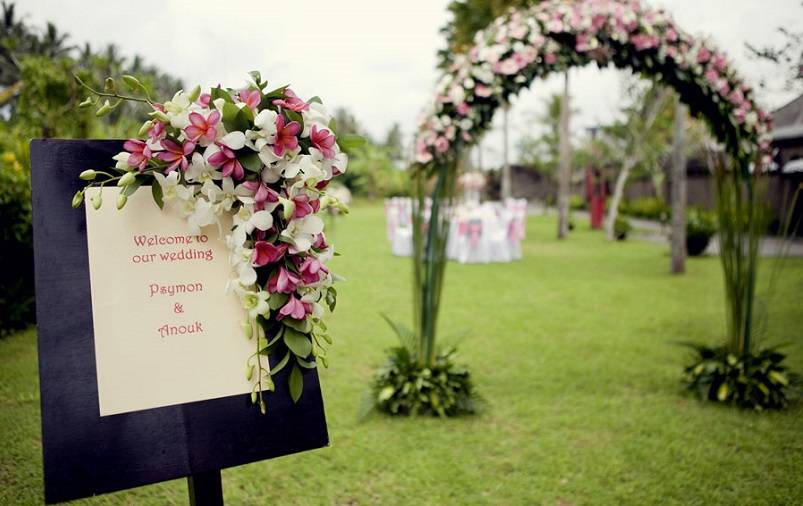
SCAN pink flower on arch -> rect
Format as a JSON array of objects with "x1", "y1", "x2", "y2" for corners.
[
  {"x1": 123, "y1": 139, "x2": 153, "y2": 171},
  {"x1": 697, "y1": 47, "x2": 712, "y2": 64},
  {"x1": 272, "y1": 89, "x2": 309, "y2": 112},
  {"x1": 267, "y1": 266, "x2": 300, "y2": 294},
  {"x1": 456, "y1": 102, "x2": 471, "y2": 116},
  {"x1": 310, "y1": 125, "x2": 336, "y2": 159},
  {"x1": 157, "y1": 139, "x2": 195, "y2": 173},
  {"x1": 277, "y1": 294, "x2": 310, "y2": 321},
  {"x1": 184, "y1": 110, "x2": 220, "y2": 144},
  {"x1": 292, "y1": 193, "x2": 319, "y2": 219},
  {"x1": 434, "y1": 137, "x2": 449, "y2": 154},
  {"x1": 252, "y1": 242, "x2": 287, "y2": 267},
  {"x1": 273, "y1": 115, "x2": 301, "y2": 157}
]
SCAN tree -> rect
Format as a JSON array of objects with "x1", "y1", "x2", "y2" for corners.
[
  {"x1": 384, "y1": 122, "x2": 404, "y2": 162},
  {"x1": 601, "y1": 82, "x2": 674, "y2": 241},
  {"x1": 557, "y1": 72, "x2": 571, "y2": 239},
  {"x1": 670, "y1": 98, "x2": 687, "y2": 274},
  {"x1": 746, "y1": 21, "x2": 803, "y2": 93}
]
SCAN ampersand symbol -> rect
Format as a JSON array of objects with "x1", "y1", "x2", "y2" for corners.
[{"x1": 174, "y1": 302, "x2": 184, "y2": 314}]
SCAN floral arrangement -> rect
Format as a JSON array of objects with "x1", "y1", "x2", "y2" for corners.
[
  {"x1": 73, "y1": 71, "x2": 358, "y2": 413},
  {"x1": 414, "y1": 0, "x2": 771, "y2": 171}
]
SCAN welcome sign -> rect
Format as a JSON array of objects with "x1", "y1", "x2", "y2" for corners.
[
  {"x1": 30, "y1": 139, "x2": 329, "y2": 504},
  {"x1": 84, "y1": 187, "x2": 253, "y2": 416}
]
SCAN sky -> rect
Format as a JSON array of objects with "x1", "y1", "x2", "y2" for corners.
[{"x1": 18, "y1": 0, "x2": 803, "y2": 167}]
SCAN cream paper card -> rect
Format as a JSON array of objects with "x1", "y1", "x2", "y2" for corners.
[{"x1": 84, "y1": 187, "x2": 252, "y2": 416}]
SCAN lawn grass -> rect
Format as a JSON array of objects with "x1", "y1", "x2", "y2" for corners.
[{"x1": 1, "y1": 203, "x2": 802, "y2": 505}]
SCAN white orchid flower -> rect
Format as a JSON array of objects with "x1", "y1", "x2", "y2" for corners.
[
  {"x1": 280, "y1": 215, "x2": 324, "y2": 252},
  {"x1": 301, "y1": 102, "x2": 331, "y2": 137},
  {"x1": 185, "y1": 152, "x2": 222, "y2": 184}
]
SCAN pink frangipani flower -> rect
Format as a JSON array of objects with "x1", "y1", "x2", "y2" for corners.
[
  {"x1": 252, "y1": 242, "x2": 287, "y2": 267},
  {"x1": 292, "y1": 193, "x2": 319, "y2": 219},
  {"x1": 272, "y1": 89, "x2": 309, "y2": 112},
  {"x1": 157, "y1": 139, "x2": 195, "y2": 173},
  {"x1": 273, "y1": 115, "x2": 301, "y2": 157},
  {"x1": 123, "y1": 139, "x2": 153, "y2": 171},
  {"x1": 184, "y1": 110, "x2": 220, "y2": 144},
  {"x1": 238, "y1": 89, "x2": 261, "y2": 112},
  {"x1": 310, "y1": 125, "x2": 336, "y2": 159},
  {"x1": 267, "y1": 265, "x2": 300, "y2": 294}
]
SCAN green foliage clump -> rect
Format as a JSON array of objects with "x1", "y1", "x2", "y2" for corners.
[
  {"x1": 683, "y1": 344, "x2": 797, "y2": 411},
  {"x1": 372, "y1": 345, "x2": 480, "y2": 417},
  {"x1": 339, "y1": 144, "x2": 410, "y2": 198},
  {"x1": 619, "y1": 196, "x2": 670, "y2": 223},
  {"x1": 686, "y1": 206, "x2": 717, "y2": 256}
]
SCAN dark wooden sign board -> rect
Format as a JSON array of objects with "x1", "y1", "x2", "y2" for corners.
[{"x1": 30, "y1": 139, "x2": 329, "y2": 504}]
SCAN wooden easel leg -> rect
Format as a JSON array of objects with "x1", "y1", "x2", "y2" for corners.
[{"x1": 188, "y1": 469, "x2": 224, "y2": 506}]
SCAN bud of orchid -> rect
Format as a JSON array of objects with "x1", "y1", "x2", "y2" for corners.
[
  {"x1": 280, "y1": 197, "x2": 295, "y2": 221},
  {"x1": 104, "y1": 77, "x2": 116, "y2": 93},
  {"x1": 149, "y1": 110, "x2": 170, "y2": 123},
  {"x1": 117, "y1": 171, "x2": 136, "y2": 187},
  {"x1": 121, "y1": 74, "x2": 141, "y2": 90},
  {"x1": 96, "y1": 100, "x2": 113, "y2": 117},
  {"x1": 78, "y1": 97, "x2": 94, "y2": 109},
  {"x1": 71, "y1": 190, "x2": 84, "y2": 208},
  {"x1": 187, "y1": 85, "x2": 202, "y2": 103},
  {"x1": 138, "y1": 120, "x2": 154, "y2": 137},
  {"x1": 318, "y1": 195, "x2": 333, "y2": 211},
  {"x1": 91, "y1": 191, "x2": 103, "y2": 210},
  {"x1": 241, "y1": 320, "x2": 253, "y2": 339},
  {"x1": 116, "y1": 193, "x2": 128, "y2": 210},
  {"x1": 79, "y1": 169, "x2": 97, "y2": 180}
]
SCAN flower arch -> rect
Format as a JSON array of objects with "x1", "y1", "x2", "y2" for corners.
[{"x1": 415, "y1": 0, "x2": 772, "y2": 170}]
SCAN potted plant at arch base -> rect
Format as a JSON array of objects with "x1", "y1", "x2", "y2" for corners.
[
  {"x1": 370, "y1": 161, "x2": 482, "y2": 417},
  {"x1": 681, "y1": 153, "x2": 799, "y2": 410}
]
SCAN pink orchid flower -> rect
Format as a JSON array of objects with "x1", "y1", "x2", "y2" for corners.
[
  {"x1": 310, "y1": 125, "x2": 336, "y2": 159},
  {"x1": 184, "y1": 110, "x2": 220, "y2": 144},
  {"x1": 157, "y1": 139, "x2": 195, "y2": 173},
  {"x1": 272, "y1": 89, "x2": 309, "y2": 112},
  {"x1": 267, "y1": 266, "x2": 301, "y2": 294},
  {"x1": 273, "y1": 115, "x2": 301, "y2": 157},
  {"x1": 277, "y1": 294, "x2": 310, "y2": 321},
  {"x1": 242, "y1": 180, "x2": 279, "y2": 210},
  {"x1": 252, "y1": 242, "x2": 287, "y2": 267},
  {"x1": 298, "y1": 257, "x2": 328, "y2": 285},
  {"x1": 198, "y1": 93, "x2": 211, "y2": 107},
  {"x1": 312, "y1": 233, "x2": 328, "y2": 250},
  {"x1": 123, "y1": 139, "x2": 153, "y2": 171},
  {"x1": 208, "y1": 143, "x2": 244, "y2": 180},
  {"x1": 238, "y1": 89, "x2": 261, "y2": 112},
  {"x1": 292, "y1": 194, "x2": 319, "y2": 219}
]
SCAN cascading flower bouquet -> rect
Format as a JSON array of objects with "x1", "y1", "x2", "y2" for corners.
[{"x1": 73, "y1": 71, "x2": 359, "y2": 413}]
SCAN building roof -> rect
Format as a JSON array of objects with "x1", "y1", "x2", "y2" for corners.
[{"x1": 772, "y1": 94, "x2": 803, "y2": 129}]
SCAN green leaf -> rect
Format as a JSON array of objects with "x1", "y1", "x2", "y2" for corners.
[
  {"x1": 717, "y1": 382, "x2": 729, "y2": 402},
  {"x1": 240, "y1": 151, "x2": 262, "y2": 173},
  {"x1": 297, "y1": 357, "x2": 317, "y2": 369},
  {"x1": 283, "y1": 317, "x2": 312, "y2": 333},
  {"x1": 268, "y1": 292, "x2": 289, "y2": 310},
  {"x1": 328, "y1": 118, "x2": 337, "y2": 134},
  {"x1": 284, "y1": 327, "x2": 312, "y2": 358},
  {"x1": 222, "y1": 102, "x2": 253, "y2": 132},
  {"x1": 378, "y1": 386, "x2": 395, "y2": 402},
  {"x1": 270, "y1": 351, "x2": 291, "y2": 375},
  {"x1": 265, "y1": 84, "x2": 289, "y2": 100},
  {"x1": 248, "y1": 70, "x2": 263, "y2": 87},
  {"x1": 289, "y1": 364, "x2": 303, "y2": 403},
  {"x1": 210, "y1": 86, "x2": 234, "y2": 104},
  {"x1": 307, "y1": 95, "x2": 322, "y2": 104},
  {"x1": 150, "y1": 182, "x2": 164, "y2": 209}
]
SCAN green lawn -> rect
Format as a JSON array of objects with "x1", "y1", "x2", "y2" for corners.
[{"x1": 2, "y1": 203, "x2": 802, "y2": 505}]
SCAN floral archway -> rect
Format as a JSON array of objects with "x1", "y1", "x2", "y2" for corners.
[
  {"x1": 415, "y1": 0, "x2": 771, "y2": 168},
  {"x1": 376, "y1": 0, "x2": 782, "y2": 416}
]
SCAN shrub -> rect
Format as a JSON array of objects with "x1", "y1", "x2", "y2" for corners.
[
  {"x1": 686, "y1": 206, "x2": 717, "y2": 256},
  {"x1": 619, "y1": 197, "x2": 670, "y2": 223},
  {"x1": 0, "y1": 149, "x2": 35, "y2": 335},
  {"x1": 372, "y1": 345, "x2": 481, "y2": 417},
  {"x1": 569, "y1": 194, "x2": 586, "y2": 210},
  {"x1": 682, "y1": 344, "x2": 797, "y2": 410},
  {"x1": 614, "y1": 216, "x2": 631, "y2": 240}
]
